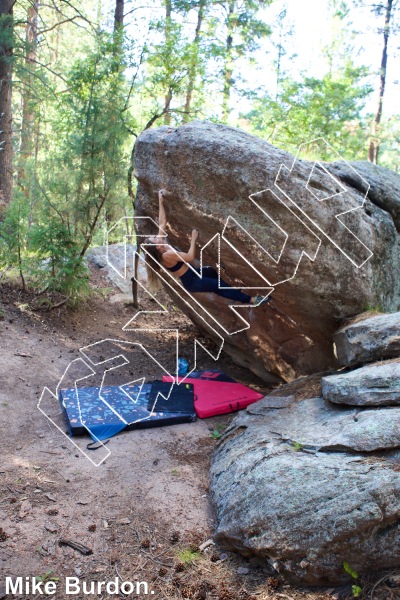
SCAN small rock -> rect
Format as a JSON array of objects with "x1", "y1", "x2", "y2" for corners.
[
  {"x1": 199, "y1": 539, "x2": 215, "y2": 552},
  {"x1": 45, "y1": 522, "x2": 59, "y2": 533},
  {"x1": 116, "y1": 517, "x2": 131, "y2": 525},
  {"x1": 236, "y1": 567, "x2": 250, "y2": 576},
  {"x1": 109, "y1": 293, "x2": 133, "y2": 305},
  {"x1": 41, "y1": 540, "x2": 55, "y2": 555},
  {"x1": 18, "y1": 500, "x2": 32, "y2": 519},
  {"x1": 387, "y1": 575, "x2": 400, "y2": 587},
  {"x1": 45, "y1": 493, "x2": 57, "y2": 502}
]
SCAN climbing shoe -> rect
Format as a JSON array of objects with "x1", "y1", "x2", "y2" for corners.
[{"x1": 253, "y1": 295, "x2": 272, "y2": 306}]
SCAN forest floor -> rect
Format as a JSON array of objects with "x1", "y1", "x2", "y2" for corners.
[{"x1": 0, "y1": 261, "x2": 398, "y2": 600}]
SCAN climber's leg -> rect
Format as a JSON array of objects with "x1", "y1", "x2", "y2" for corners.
[
  {"x1": 180, "y1": 268, "x2": 252, "y2": 304},
  {"x1": 200, "y1": 266, "x2": 219, "y2": 279}
]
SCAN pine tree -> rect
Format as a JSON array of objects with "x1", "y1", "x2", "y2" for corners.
[{"x1": 0, "y1": 0, "x2": 15, "y2": 210}]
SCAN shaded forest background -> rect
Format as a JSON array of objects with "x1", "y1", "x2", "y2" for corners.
[{"x1": 0, "y1": 0, "x2": 398, "y2": 304}]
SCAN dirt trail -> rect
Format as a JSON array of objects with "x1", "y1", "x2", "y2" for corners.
[{"x1": 0, "y1": 266, "x2": 394, "y2": 600}]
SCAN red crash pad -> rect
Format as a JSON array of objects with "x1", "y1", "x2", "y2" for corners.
[{"x1": 162, "y1": 370, "x2": 264, "y2": 418}]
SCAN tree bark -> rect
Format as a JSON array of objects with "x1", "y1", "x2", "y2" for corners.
[
  {"x1": 368, "y1": 0, "x2": 393, "y2": 164},
  {"x1": 0, "y1": 0, "x2": 15, "y2": 210},
  {"x1": 221, "y1": 1, "x2": 235, "y2": 123},
  {"x1": 183, "y1": 0, "x2": 206, "y2": 121},
  {"x1": 114, "y1": 0, "x2": 124, "y2": 29},
  {"x1": 18, "y1": 0, "x2": 39, "y2": 189},
  {"x1": 164, "y1": 0, "x2": 172, "y2": 124}
]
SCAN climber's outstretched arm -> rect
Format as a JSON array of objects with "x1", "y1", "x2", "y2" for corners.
[{"x1": 173, "y1": 229, "x2": 199, "y2": 262}]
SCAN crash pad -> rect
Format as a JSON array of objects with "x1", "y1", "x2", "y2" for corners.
[
  {"x1": 162, "y1": 370, "x2": 264, "y2": 418},
  {"x1": 147, "y1": 380, "x2": 196, "y2": 413},
  {"x1": 59, "y1": 381, "x2": 196, "y2": 441}
]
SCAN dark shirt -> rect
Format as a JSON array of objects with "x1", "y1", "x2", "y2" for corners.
[{"x1": 164, "y1": 260, "x2": 185, "y2": 272}]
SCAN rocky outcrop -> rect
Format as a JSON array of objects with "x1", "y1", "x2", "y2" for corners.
[
  {"x1": 134, "y1": 121, "x2": 400, "y2": 383},
  {"x1": 211, "y1": 307, "x2": 400, "y2": 585},
  {"x1": 327, "y1": 160, "x2": 400, "y2": 232},
  {"x1": 210, "y1": 379, "x2": 400, "y2": 586},
  {"x1": 86, "y1": 244, "x2": 147, "y2": 301},
  {"x1": 334, "y1": 311, "x2": 400, "y2": 367},
  {"x1": 322, "y1": 359, "x2": 400, "y2": 406}
]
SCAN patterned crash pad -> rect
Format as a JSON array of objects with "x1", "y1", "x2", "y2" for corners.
[{"x1": 59, "y1": 381, "x2": 196, "y2": 441}]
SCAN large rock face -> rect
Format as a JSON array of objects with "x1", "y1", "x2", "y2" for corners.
[
  {"x1": 134, "y1": 121, "x2": 400, "y2": 382},
  {"x1": 210, "y1": 380, "x2": 400, "y2": 585}
]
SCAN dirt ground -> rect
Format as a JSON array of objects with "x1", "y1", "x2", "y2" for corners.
[{"x1": 0, "y1": 264, "x2": 398, "y2": 600}]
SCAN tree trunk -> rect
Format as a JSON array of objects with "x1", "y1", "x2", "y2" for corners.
[
  {"x1": 0, "y1": 0, "x2": 15, "y2": 210},
  {"x1": 128, "y1": 141, "x2": 139, "y2": 307},
  {"x1": 113, "y1": 0, "x2": 124, "y2": 67},
  {"x1": 183, "y1": 0, "x2": 206, "y2": 122},
  {"x1": 114, "y1": 0, "x2": 124, "y2": 29},
  {"x1": 368, "y1": 0, "x2": 393, "y2": 164},
  {"x1": 164, "y1": 0, "x2": 172, "y2": 124},
  {"x1": 221, "y1": 1, "x2": 235, "y2": 123},
  {"x1": 18, "y1": 0, "x2": 39, "y2": 189}
]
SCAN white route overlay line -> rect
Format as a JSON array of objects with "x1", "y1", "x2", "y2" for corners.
[
  {"x1": 80, "y1": 337, "x2": 177, "y2": 414},
  {"x1": 141, "y1": 242, "x2": 271, "y2": 335},
  {"x1": 38, "y1": 138, "x2": 373, "y2": 466},
  {"x1": 105, "y1": 216, "x2": 167, "y2": 279},
  {"x1": 275, "y1": 137, "x2": 373, "y2": 269},
  {"x1": 38, "y1": 358, "x2": 111, "y2": 467},
  {"x1": 223, "y1": 188, "x2": 322, "y2": 287}
]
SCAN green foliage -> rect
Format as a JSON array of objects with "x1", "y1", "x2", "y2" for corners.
[
  {"x1": 343, "y1": 561, "x2": 362, "y2": 597},
  {"x1": 0, "y1": 192, "x2": 30, "y2": 288},
  {"x1": 210, "y1": 423, "x2": 227, "y2": 439},
  {"x1": 244, "y1": 62, "x2": 372, "y2": 159},
  {"x1": 343, "y1": 561, "x2": 358, "y2": 579},
  {"x1": 29, "y1": 217, "x2": 90, "y2": 302},
  {"x1": 0, "y1": 194, "x2": 29, "y2": 268},
  {"x1": 210, "y1": 428, "x2": 222, "y2": 439},
  {"x1": 177, "y1": 548, "x2": 201, "y2": 564},
  {"x1": 35, "y1": 571, "x2": 59, "y2": 583},
  {"x1": 52, "y1": 31, "x2": 131, "y2": 226},
  {"x1": 375, "y1": 115, "x2": 400, "y2": 171},
  {"x1": 0, "y1": 13, "x2": 14, "y2": 56},
  {"x1": 208, "y1": 0, "x2": 273, "y2": 120},
  {"x1": 291, "y1": 440, "x2": 303, "y2": 452},
  {"x1": 3, "y1": 0, "x2": 399, "y2": 309}
]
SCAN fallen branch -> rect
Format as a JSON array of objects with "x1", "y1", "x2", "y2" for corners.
[
  {"x1": 31, "y1": 296, "x2": 69, "y2": 311},
  {"x1": 58, "y1": 539, "x2": 93, "y2": 556}
]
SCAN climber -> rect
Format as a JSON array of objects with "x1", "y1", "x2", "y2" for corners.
[{"x1": 143, "y1": 189, "x2": 271, "y2": 306}]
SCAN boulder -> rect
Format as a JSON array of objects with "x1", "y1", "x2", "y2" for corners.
[
  {"x1": 327, "y1": 160, "x2": 400, "y2": 233},
  {"x1": 134, "y1": 121, "x2": 400, "y2": 382},
  {"x1": 210, "y1": 379, "x2": 400, "y2": 585},
  {"x1": 86, "y1": 244, "x2": 148, "y2": 296},
  {"x1": 334, "y1": 311, "x2": 400, "y2": 367},
  {"x1": 321, "y1": 359, "x2": 400, "y2": 406}
]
